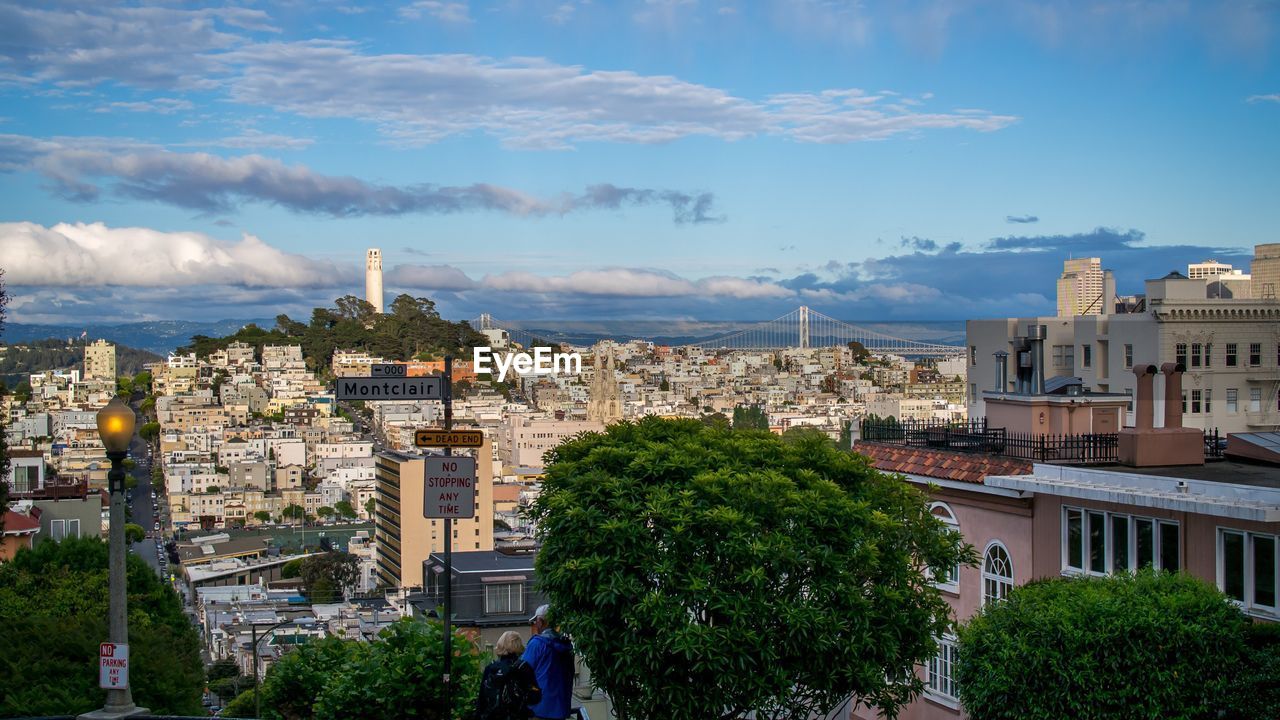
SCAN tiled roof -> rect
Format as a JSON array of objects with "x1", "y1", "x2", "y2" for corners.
[
  {"x1": 855, "y1": 442, "x2": 1033, "y2": 484},
  {"x1": 2, "y1": 511, "x2": 41, "y2": 534}
]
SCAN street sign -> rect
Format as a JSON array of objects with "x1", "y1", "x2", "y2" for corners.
[
  {"x1": 335, "y1": 377, "x2": 443, "y2": 401},
  {"x1": 415, "y1": 429, "x2": 485, "y2": 448},
  {"x1": 369, "y1": 363, "x2": 407, "y2": 377},
  {"x1": 99, "y1": 642, "x2": 129, "y2": 689},
  {"x1": 423, "y1": 457, "x2": 476, "y2": 519}
]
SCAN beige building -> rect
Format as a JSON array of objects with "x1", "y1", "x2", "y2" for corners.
[
  {"x1": 1254, "y1": 243, "x2": 1280, "y2": 301},
  {"x1": 374, "y1": 440, "x2": 496, "y2": 588},
  {"x1": 1056, "y1": 257, "x2": 1116, "y2": 317},
  {"x1": 83, "y1": 339, "x2": 117, "y2": 381},
  {"x1": 969, "y1": 272, "x2": 1280, "y2": 434},
  {"x1": 503, "y1": 415, "x2": 603, "y2": 469}
]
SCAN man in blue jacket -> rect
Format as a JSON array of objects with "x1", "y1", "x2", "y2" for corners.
[{"x1": 522, "y1": 604, "x2": 575, "y2": 720}]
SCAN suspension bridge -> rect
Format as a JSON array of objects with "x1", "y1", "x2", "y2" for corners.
[{"x1": 470, "y1": 306, "x2": 963, "y2": 357}]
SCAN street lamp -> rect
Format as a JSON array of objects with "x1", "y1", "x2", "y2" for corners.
[
  {"x1": 82, "y1": 397, "x2": 148, "y2": 719},
  {"x1": 251, "y1": 618, "x2": 296, "y2": 719}
]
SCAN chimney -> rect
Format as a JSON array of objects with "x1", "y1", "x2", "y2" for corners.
[
  {"x1": 993, "y1": 351, "x2": 1008, "y2": 393},
  {"x1": 1161, "y1": 362, "x2": 1186, "y2": 429},
  {"x1": 1027, "y1": 324, "x2": 1047, "y2": 394},
  {"x1": 1132, "y1": 364, "x2": 1157, "y2": 430}
]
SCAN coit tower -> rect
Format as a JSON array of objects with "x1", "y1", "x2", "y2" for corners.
[{"x1": 365, "y1": 248, "x2": 384, "y2": 314}]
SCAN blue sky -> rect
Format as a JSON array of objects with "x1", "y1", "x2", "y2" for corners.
[{"x1": 1, "y1": 0, "x2": 1277, "y2": 325}]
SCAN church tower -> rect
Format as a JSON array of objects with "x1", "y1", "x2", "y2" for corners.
[{"x1": 365, "y1": 248, "x2": 384, "y2": 314}]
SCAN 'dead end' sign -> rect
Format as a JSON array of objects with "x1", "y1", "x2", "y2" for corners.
[{"x1": 414, "y1": 429, "x2": 484, "y2": 448}]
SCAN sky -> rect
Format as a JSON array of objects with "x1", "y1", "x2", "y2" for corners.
[{"x1": 0, "y1": 0, "x2": 1277, "y2": 326}]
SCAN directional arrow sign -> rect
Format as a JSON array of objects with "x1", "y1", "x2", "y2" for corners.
[
  {"x1": 335, "y1": 377, "x2": 443, "y2": 401},
  {"x1": 423, "y1": 457, "x2": 476, "y2": 519},
  {"x1": 369, "y1": 363, "x2": 407, "y2": 377},
  {"x1": 415, "y1": 429, "x2": 484, "y2": 448}
]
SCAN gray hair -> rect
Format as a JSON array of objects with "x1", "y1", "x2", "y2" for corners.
[{"x1": 495, "y1": 631, "x2": 525, "y2": 657}]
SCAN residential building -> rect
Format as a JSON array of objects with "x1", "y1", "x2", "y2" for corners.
[
  {"x1": 374, "y1": 441, "x2": 497, "y2": 588},
  {"x1": 1056, "y1": 257, "x2": 1115, "y2": 317},
  {"x1": 414, "y1": 548, "x2": 547, "y2": 648},
  {"x1": 83, "y1": 339, "x2": 117, "y2": 381},
  {"x1": 503, "y1": 415, "x2": 603, "y2": 469},
  {"x1": 1255, "y1": 243, "x2": 1280, "y2": 301}
]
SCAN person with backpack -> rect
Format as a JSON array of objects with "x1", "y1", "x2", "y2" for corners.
[
  {"x1": 476, "y1": 631, "x2": 542, "y2": 720},
  {"x1": 522, "y1": 605, "x2": 575, "y2": 720}
]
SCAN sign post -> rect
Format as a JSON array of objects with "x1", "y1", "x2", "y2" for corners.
[
  {"x1": 442, "y1": 356, "x2": 454, "y2": 719},
  {"x1": 98, "y1": 642, "x2": 129, "y2": 690},
  {"x1": 414, "y1": 429, "x2": 484, "y2": 448}
]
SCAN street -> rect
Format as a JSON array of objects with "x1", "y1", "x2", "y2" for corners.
[{"x1": 126, "y1": 432, "x2": 167, "y2": 579}]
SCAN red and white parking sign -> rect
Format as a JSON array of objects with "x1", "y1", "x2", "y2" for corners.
[{"x1": 99, "y1": 642, "x2": 129, "y2": 689}]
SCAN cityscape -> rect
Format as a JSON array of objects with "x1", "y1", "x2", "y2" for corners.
[{"x1": 2, "y1": 2, "x2": 1280, "y2": 720}]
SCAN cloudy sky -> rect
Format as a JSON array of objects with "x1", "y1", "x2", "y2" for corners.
[{"x1": 1, "y1": 0, "x2": 1277, "y2": 325}]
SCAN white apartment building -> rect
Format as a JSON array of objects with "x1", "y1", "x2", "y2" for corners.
[
  {"x1": 83, "y1": 339, "x2": 116, "y2": 381},
  {"x1": 1056, "y1": 257, "x2": 1116, "y2": 317},
  {"x1": 969, "y1": 272, "x2": 1280, "y2": 434},
  {"x1": 503, "y1": 415, "x2": 604, "y2": 469}
]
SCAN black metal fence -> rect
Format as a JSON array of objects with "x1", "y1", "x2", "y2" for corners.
[{"x1": 860, "y1": 418, "x2": 1120, "y2": 464}]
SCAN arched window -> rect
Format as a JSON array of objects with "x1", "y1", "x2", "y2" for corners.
[
  {"x1": 930, "y1": 503, "x2": 961, "y2": 591},
  {"x1": 982, "y1": 542, "x2": 1014, "y2": 605}
]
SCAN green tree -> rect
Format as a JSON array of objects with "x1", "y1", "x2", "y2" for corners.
[
  {"x1": 116, "y1": 375, "x2": 134, "y2": 397},
  {"x1": 334, "y1": 500, "x2": 357, "y2": 519},
  {"x1": 300, "y1": 552, "x2": 359, "y2": 602},
  {"x1": 282, "y1": 504, "x2": 305, "y2": 521},
  {"x1": 0, "y1": 537, "x2": 204, "y2": 716},
  {"x1": 847, "y1": 340, "x2": 871, "y2": 363},
  {"x1": 364, "y1": 498, "x2": 375, "y2": 517},
  {"x1": 529, "y1": 418, "x2": 972, "y2": 720},
  {"x1": 139, "y1": 421, "x2": 161, "y2": 442},
  {"x1": 956, "y1": 571, "x2": 1250, "y2": 720},
  {"x1": 125, "y1": 523, "x2": 146, "y2": 544},
  {"x1": 312, "y1": 619, "x2": 481, "y2": 720},
  {"x1": 280, "y1": 558, "x2": 304, "y2": 579},
  {"x1": 1228, "y1": 623, "x2": 1280, "y2": 719},
  {"x1": 132, "y1": 370, "x2": 153, "y2": 394},
  {"x1": 699, "y1": 412, "x2": 731, "y2": 431},
  {"x1": 731, "y1": 404, "x2": 769, "y2": 430},
  {"x1": 254, "y1": 510, "x2": 272, "y2": 523},
  {"x1": 223, "y1": 688, "x2": 258, "y2": 718},
  {"x1": 316, "y1": 506, "x2": 335, "y2": 520}
]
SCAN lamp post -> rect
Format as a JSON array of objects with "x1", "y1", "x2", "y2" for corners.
[
  {"x1": 251, "y1": 618, "x2": 295, "y2": 719},
  {"x1": 82, "y1": 397, "x2": 148, "y2": 719}
]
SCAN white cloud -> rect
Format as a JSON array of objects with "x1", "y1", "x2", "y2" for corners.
[
  {"x1": 399, "y1": 1, "x2": 473, "y2": 23},
  {"x1": 1247, "y1": 94, "x2": 1280, "y2": 104},
  {"x1": 221, "y1": 42, "x2": 1016, "y2": 149},
  {"x1": 385, "y1": 264, "x2": 478, "y2": 290},
  {"x1": 479, "y1": 268, "x2": 793, "y2": 299},
  {"x1": 95, "y1": 98, "x2": 195, "y2": 115},
  {"x1": 1, "y1": 221, "x2": 351, "y2": 288}
]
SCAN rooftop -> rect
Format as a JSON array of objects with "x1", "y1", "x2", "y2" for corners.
[
  {"x1": 426, "y1": 548, "x2": 538, "y2": 574},
  {"x1": 856, "y1": 442, "x2": 1034, "y2": 484}
]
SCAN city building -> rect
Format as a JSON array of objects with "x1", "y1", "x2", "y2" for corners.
[
  {"x1": 969, "y1": 271, "x2": 1280, "y2": 433},
  {"x1": 1056, "y1": 257, "x2": 1116, "y2": 317},
  {"x1": 373, "y1": 441, "x2": 496, "y2": 588},
  {"x1": 365, "y1": 248, "x2": 384, "y2": 314},
  {"x1": 83, "y1": 339, "x2": 117, "y2": 381},
  {"x1": 413, "y1": 548, "x2": 547, "y2": 648},
  {"x1": 1254, "y1": 243, "x2": 1280, "y2": 301},
  {"x1": 502, "y1": 415, "x2": 603, "y2": 469}
]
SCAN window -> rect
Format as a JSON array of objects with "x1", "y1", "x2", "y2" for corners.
[
  {"x1": 982, "y1": 542, "x2": 1014, "y2": 605},
  {"x1": 1191, "y1": 390, "x2": 1202, "y2": 414},
  {"x1": 1175, "y1": 343, "x2": 1187, "y2": 366},
  {"x1": 1204, "y1": 389, "x2": 1212, "y2": 414},
  {"x1": 925, "y1": 635, "x2": 959, "y2": 704},
  {"x1": 1082, "y1": 344, "x2": 1092, "y2": 368},
  {"x1": 930, "y1": 503, "x2": 960, "y2": 592},
  {"x1": 970, "y1": 346, "x2": 977, "y2": 366},
  {"x1": 1227, "y1": 388, "x2": 1238, "y2": 413},
  {"x1": 1251, "y1": 388, "x2": 1263, "y2": 413},
  {"x1": 1226, "y1": 343, "x2": 1238, "y2": 367},
  {"x1": 1181, "y1": 391, "x2": 1187, "y2": 414},
  {"x1": 1063, "y1": 507, "x2": 1180, "y2": 574},
  {"x1": 1220, "y1": 530, "x2": 1278, "y2": 617},
  {"x1": 1052, "y1": 345, "x2": 1074, "y2": 369},
  {"x1": 1205, "y1": 344, "x2": 1212, "y2": 366},
  {"x1": 484, "y1": 582, "x2": 525, "y2": 615},
  {"x1": 1191, "y1": 343, "x2": 1202, "y2": 368},
  {"x1": 1123, "y1": 344, "x2": 1133, "y2": 369},
  {"x1": 50, "y1": 519, "x2": 65, "y2": 541},
  {"x1": 1125, "y1": 388, "x2": 1134, "y2": 412},
  {"x1": 1250, "y1": 343, "x2": 1262, "y2": 366}
]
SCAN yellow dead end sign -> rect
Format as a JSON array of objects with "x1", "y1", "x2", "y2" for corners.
[{"x1": 414, "y1": 429, "x2": 484, "y2": 448}]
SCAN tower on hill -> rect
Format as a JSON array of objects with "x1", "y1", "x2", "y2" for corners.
[{"x1": 365, "y1": 248, "x2": 384, "y2": 314}]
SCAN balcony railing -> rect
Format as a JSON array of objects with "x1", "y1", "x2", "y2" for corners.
[{"x1": 860, "y1": 418, "x2": 1118, "y2": 464}]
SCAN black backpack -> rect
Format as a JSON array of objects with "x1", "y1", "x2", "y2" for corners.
[{"x1": 478, "y1": 658, "x2": 538, "y2": 720}]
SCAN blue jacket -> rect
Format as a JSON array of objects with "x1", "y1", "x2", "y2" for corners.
[{"x1": 521, "y1": 629, "x2": 574, "y2": 719}]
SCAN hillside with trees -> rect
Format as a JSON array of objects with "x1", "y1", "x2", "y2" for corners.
[
  {"x1": 179, "y1": 294, "x2": 485, "y2": 374},
  {"x1": 0, "y1": 338, "x2": 162, "y2": 388}
]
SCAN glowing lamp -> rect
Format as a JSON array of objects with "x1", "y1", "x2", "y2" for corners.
[{"x1": 96, "y1": 397, "x2": 136, "y2": 454}]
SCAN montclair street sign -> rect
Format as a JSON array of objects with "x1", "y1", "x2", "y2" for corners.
[{"x1": 335, "y1": 376, "x2": 443, "y2": 400}]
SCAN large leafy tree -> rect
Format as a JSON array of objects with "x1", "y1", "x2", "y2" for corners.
[
  {"x1": 253, "y1": 620, "x2": 480, "y2": 720},
  {"x1": 0, "y1": 537, "x2": 204, "y2": 716},
  {"x1": 529, "y1": 417, "x2": 973, "y2": 720},
  {"x1": 300, "y1": 551, "x2": 359, "y2": 603},
  {"x1": 956, "y1": 571, "x2": 1251, "y2": 720}
]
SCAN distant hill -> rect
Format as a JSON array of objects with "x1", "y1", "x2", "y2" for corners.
[
  {"x1": 0, "y1": 338, "x2": 163, "y2": 388},
  {"x1": 3, "y1": 320, "x2": 271, "y2": 355}
]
